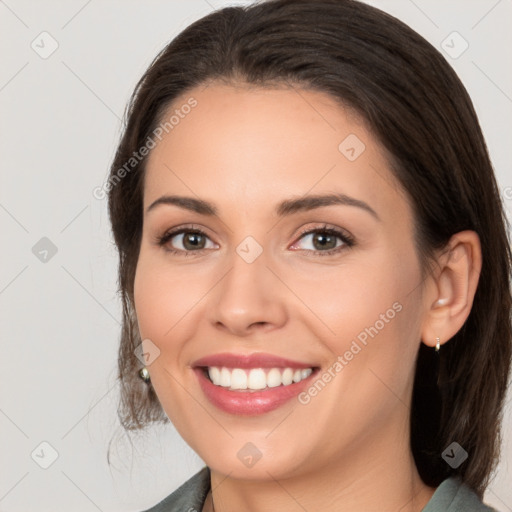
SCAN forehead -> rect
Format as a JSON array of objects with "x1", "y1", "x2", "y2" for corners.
[{"x1": 143, "y1": 83, "x2": 405, "y2": 221}]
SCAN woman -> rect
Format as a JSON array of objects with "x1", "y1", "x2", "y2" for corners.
[{"x1": 107, "y1": 0, "x2": 511, "y2": 510}]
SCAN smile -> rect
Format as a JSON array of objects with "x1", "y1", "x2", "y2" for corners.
[{"x1": 192, "y1": 352, "x2": 319, "y2": 415}]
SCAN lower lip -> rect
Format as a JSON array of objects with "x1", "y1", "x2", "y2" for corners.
[{"x1": 194, "y1": 368, "x2": 316, "y2": 415}]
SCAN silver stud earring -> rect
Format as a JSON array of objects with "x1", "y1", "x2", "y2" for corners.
[
  {"x1": 139, "y1": 367, "x2": 151, "y2": 383},
  {"x1": 435, "y1": 337, "x2": 441, "y2": 353}
]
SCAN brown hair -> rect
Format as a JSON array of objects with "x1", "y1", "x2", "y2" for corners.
[{"x1": 107, "y1": 0, "x2": 512, "y2": 497}]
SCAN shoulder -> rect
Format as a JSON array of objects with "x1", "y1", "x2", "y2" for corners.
[
  {"x1": 140, "y1": 466, "x2": 211, "y2": 512},
  {"x1": 422, "y1": 476, "x2": 499, "y2": 512}
]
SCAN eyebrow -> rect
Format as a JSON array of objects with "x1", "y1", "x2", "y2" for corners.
[{"x1": 146, "y1": 193, "x2": 380, "y2": 221}]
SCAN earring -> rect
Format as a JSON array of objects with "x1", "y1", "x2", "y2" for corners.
[
  {"x1": 435, "y1": 337, "x2": 441, "y2": 353},
  {"x1": 139, "y1": 367, "x2": 151, "y2": 383}
]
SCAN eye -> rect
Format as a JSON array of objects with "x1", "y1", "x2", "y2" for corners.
[
  {"x1": 156, "y1": 225, "x2": 217, "y2": 256},
  {"x1": 289, "y1": 224, "x2": 354, "y2": 256},
  {"x1": 155, "y1": 223, "x2": 355, "y2": 257}
]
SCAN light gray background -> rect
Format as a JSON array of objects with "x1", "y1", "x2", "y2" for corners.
[{"x1": 0, "y1": 0, "x2": 511, "y2": 511}]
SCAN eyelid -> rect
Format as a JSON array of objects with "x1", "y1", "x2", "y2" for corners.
[
  {"x1": 288, "y1": 224, "x2": 354, "y2": 254},
  {"x1": 155, "y1": 222, "x2": 355, "y2": 256},
  {"x1": 154, "y1": 223, "x2": 217, "y2": 250}
]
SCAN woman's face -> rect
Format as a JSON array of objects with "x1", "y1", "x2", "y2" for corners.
[{"x1": 134, "y1": 83, "x2": 430, "y2": 480}]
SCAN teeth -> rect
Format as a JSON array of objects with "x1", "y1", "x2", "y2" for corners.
[
  {"x1": 230, "y1": 369, "x2": 247, "y2": 390},
  {"x1": 207, "y1": 366, "x2": 313, "y2": 390},
  {"x1": 267, "y1": 368, "x2": 282, "y2": 388},
  {"x1": 209, "y1": 366, "x2": 221, "y2": 385},
  {"x1": 247, "y1": 368, "x2": 267, "y2": 390},
  {"x1": 219, "y1": 367, "x2": 231, "y2": 387},
  {"x1": 282, "y1": 368, "x2": 293, "y2": 386}
]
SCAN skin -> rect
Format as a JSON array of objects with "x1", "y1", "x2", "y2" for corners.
[{"x1": 133, "y1": 83, "x2": 482, "y2": 512}]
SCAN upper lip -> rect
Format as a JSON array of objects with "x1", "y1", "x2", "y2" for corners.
[{"x1": 192, "y1": 352, "x2": 317, "y2": 369}]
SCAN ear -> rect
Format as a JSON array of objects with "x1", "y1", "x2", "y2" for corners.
[{"x1": 421, "y1": 230, "x2": 482, "y2": 348}]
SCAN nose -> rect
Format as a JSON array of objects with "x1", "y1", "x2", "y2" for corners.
[{"x1": 207, "y1": 248, "x2": 288, "y2": 338}]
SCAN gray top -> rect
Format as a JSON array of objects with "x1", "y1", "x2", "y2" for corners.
[{"x1": 141, "y1": 466, "x2": 499, "y2": 512}]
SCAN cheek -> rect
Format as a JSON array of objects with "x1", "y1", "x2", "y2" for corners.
[
  {"x1": 133, "y1": 259, "x2": 169, "y2": 341},
  {"x1": 132, "y1": 252, "x2": 204, "y2": 434},
  {"x1": 289, "y1": 254, "x2": 422, "y2": 435},
  {"x1": 284, "y1": 250, "x2": 421, "y2": 351},
  {"x1": 285, "y1": 247, "x2": 423, "y2": 408},
  {"x1": 133, "y1": 250, "x2": 207, "y2": 345}
]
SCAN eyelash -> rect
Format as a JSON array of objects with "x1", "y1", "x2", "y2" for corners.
[{"x1": 155, "y1": 223, "x2": 355, "y2": 258}]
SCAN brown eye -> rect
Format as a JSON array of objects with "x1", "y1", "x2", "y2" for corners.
[
  {"x1": 157, "y1": 228, "x2": 217, "y2": 255},
  {"x1": 309, "y1": 232, "x2": 339, "y2": 251},
  {"x1": 289, "y1": 225, "x2": 355, "y2": 256},
  {"x1": 180, "y1": 232, "x2": 207, "y2": 250}
]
